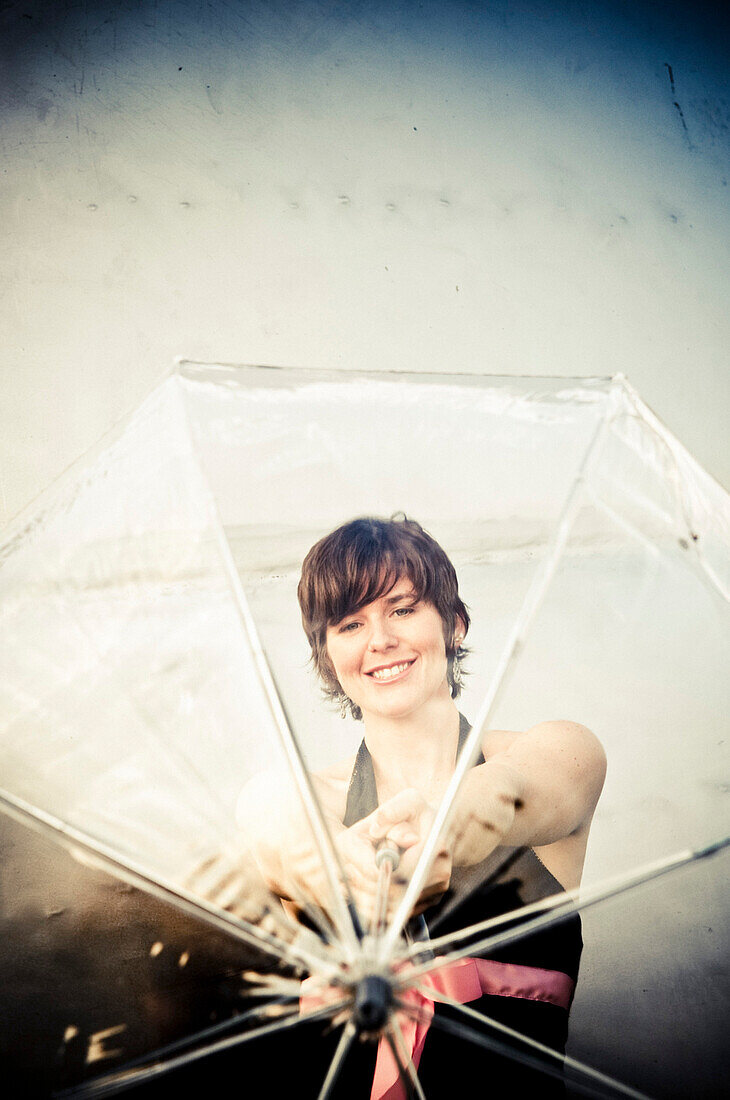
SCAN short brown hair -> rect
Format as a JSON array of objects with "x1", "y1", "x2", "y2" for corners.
[{"x1": 297, "y1": 515, "x2": 470, "y2": 719}]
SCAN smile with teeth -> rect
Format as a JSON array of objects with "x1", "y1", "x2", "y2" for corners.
[{"x1": 367, "y1": 660, "x2": 415, "y2": 682}]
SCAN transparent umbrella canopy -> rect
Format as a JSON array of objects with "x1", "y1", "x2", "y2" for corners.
[{"x1": 0, "y1": 364, "x2": 727, "y2": 1098}]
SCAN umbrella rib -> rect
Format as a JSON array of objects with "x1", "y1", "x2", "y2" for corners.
[
  {"x1": 316, "y1": 1020, "x2": 357, "y2": 1100},
  {"x1": 301, "y1": 898, "x2": 340, "y2": 945},
  {"x1": 396, "y1": 835, "x2": 730, "y2": 984},
  {"x1": 405, "y1": 881, "x2": 580, "y2": 961},
  {"x1": 54, "y1": 584, "x2": 236, "y2": 842},
  {"x1": 424, "y1": 846, "x2": 529, "y2": 936},
  {"x1": 387, "y1": 1016, "x2": 428, "y2": 1100},
  {"x1": 54, "y1": 999, "x2": 350, "y2": 1099},
  {"x1": 583, "y1": 480, "x2": 730, "y2": 612},
  {"x1": 241, "y1": 970, "x2": 311, "y2": 995},
  {"x1": 409, "y1": 982, "x2": 650, "y2": 1100},
  {"x1": 280, "y1": 889, "x2": 343, "y2": 951},
  {"x1": 201, "y1": 480, "x2": 363, "y2": 960},
  {"x1": 76, "y1": 992, "x2": 299, "y2": 1080},
  {"x1": 382, "y1": 1026, "x2": 419, "y2": 1100},
  {"x1": 174, "y1": 389, "x2": 366, "y2": 956},
  {"x1": 395, "y1": 995, "x2": 645, "y2": 1100},
  {"x1": 616, "y1": 376, "x2": 730, "y2": 604},
  {"x1": 379, "y1": 405, "x2": 614, "y2": 962},
  {"x1": 0, "y1": 786, "x2": 339, "y2": 979}
]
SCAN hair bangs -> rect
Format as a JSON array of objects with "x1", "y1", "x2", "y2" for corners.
[{"x1": 327, "y1": 537, "x2": 431, "y2": 626}]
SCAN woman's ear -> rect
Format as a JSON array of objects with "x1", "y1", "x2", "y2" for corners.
[{"x1": 454, "y1": 615, "x2": 467, "y2": 648}]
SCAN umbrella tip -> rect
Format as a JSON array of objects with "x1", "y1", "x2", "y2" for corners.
[
  {"x1": 354, "y1": 974, "x2": 394, "y2": 1034},
  {"x1": 697, "y1": 835, "x2": 730, "y2": 860}
]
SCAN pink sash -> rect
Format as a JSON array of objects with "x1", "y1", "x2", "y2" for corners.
[{"x1": 301, "y1": 956, "x2": 575, "y2": 1100}]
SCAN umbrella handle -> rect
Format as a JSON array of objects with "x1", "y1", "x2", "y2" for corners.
[{"x1": 371, "y1": 841, "x2": 401, "y2": 936}]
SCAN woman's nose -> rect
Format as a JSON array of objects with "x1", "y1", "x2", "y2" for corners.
[{"x1": 366, "y1": 618, "x2": 398, "y2": 650}]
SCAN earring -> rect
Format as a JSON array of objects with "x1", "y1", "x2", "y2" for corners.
[
  {"x1": 451, "y1": 651, "x2": 463, "y2": 689},
  {"x1": 338, "y1": 693, "x2": 350, "y2": 719}
]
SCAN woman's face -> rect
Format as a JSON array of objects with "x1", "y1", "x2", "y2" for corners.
[{"x1": 325, "y1": 578, "x2": 453, "y2": 721}]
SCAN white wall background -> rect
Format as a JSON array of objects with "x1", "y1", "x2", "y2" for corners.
[{"x1": 1, "y1": 0, "x2": 728, "y2": 527}]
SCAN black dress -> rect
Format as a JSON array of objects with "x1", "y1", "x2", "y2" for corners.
[{"x1": 331, "y1": 713, "x2": 583, "y2": 1098}]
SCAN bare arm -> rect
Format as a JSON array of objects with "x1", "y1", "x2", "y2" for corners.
[
  {"x1": 233, "y1": 721, "x2": 605, "y2": 916},
  {"x1": 449, "y1": 720, "x2": 606, "y2": 866},
  {"x1": 235, "y1": 767, "x2": 350, "y2": 901}
]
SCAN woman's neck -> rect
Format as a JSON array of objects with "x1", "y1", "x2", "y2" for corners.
[{"x1": 363, "y1": 696, "x2": 461, "y2": 806}]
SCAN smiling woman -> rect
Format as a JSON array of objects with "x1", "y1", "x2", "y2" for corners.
[
  {"x1": 235, "y1": 515, "x2": 606, "y2": 1097},
  {"x1": 298, "y1": 515, "x2": 470, "y2": 723},
  {"x1": 325, "y1": 579, "x2": 458, "y2": 719}
]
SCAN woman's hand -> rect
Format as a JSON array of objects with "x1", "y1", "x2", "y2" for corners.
[
  {"x1": 356, "y1": 788, "x2": 454, "y2": 918},
  {"x1": 181, "y1": 843, "x2": 283, "y2": 931},
  {"x1": 235, "y1": 769, "x2": 454, "y2": 926}
]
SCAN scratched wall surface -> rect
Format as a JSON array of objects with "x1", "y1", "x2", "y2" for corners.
[
  {"x1": 0, "y1": 0, "x2": 729, "y2": 525},
  {"x1": 0, "y1": 1, "x2": 728, "y2": 1096}
]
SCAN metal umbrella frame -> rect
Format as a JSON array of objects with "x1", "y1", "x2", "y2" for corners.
[{"x1": 0, "y1": 364, "x2": 727, "y2": 1097}]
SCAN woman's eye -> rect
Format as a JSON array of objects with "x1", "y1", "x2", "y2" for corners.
[
  {"x1": 393, "y1": 606, "x2": 415, "y2": 617},
  {"x1": 338, "y1": 621, "x2": 360, "y2": 633}
]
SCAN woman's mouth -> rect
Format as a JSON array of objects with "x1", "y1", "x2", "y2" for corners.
[{"x1": 366, "y1": 659, "x2": 415, "y2": 683}]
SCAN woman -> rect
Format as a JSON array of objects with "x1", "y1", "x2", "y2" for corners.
[{"x1": 240, "y1": 515, "x2": 606, "y2": 1097}]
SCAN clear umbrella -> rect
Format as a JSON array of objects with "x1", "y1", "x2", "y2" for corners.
[{"x1": 0, "y1": 364, "x2": 727, "y2": 1097}]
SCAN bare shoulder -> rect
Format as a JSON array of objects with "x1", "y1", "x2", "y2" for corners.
[
  {"x1": 235, "y1": 768, "x2": 291, "y2": 829},
  {"x1": 480, "y1": 727, "x2": 524, "y2": 758},
  {"x1": 482, "y1": 719, "x2": 607, "y2": 822},
  {"x1": 236, "y1": 756, "x2": 355, "y2": 828},
  {"x1": 316, "y1": 755, "x2": 357, "y2": 783},
  {"x1": 483, "y1": 720, "x2": 605, "y2": 769},
  {"x1": 236, "y1": 761, "x2": 354, "y2": 827},
  {"x1": 528, "y1": 720, "x2": 607, "y2": 788},
  {"x1": 312, "y1": 755, "x2": 356, "y2": 821}
]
